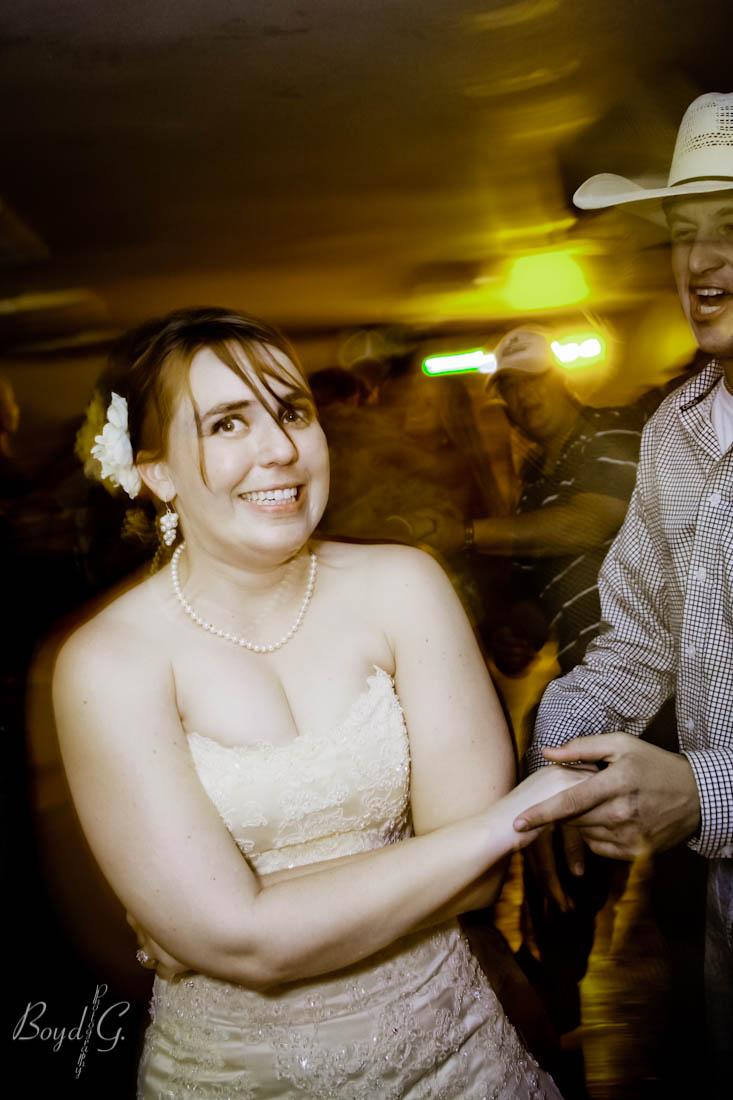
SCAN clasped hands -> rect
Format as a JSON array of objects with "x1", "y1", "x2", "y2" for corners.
[{"x1": 513, "y1": 732, "x2": 701, "y2": 910}]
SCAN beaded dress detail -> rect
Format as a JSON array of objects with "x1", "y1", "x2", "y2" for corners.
[{"x1": 138, "y1": 668, "x2": 560, "y2": 1099}]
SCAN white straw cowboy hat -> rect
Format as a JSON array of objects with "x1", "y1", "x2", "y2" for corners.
[{"x1": 573, "y1": 92, "x2": 733, "y2": 220}]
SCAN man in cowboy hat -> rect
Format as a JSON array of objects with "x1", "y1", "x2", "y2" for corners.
[{"x1": 514, "y1": 91, "x2": 733, "y2": 1093}]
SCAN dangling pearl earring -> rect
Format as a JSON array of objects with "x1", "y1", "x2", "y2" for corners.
[{"x1": 158, "y1": 503, "x2": 179, "y2": 547}]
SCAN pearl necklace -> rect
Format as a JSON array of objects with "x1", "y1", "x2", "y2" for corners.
[{"x1": 170, "y1": 542, "x2": 317, "y2": 654}]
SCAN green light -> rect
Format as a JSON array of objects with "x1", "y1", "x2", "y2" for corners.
[
  {"x1": 503, "y1": 252, "x2": 589, "y2": 311},
  {"x1": 422, "y1": 349, "x2": 496, "y2": 376}
]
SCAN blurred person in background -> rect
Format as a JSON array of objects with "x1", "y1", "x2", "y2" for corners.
[
  {"x1": 315, "y1": 357, "x2": 512, "y2": 628},
  {"x1": 350, "y1": 356, "x2": 388, "y2": 406},
  {"x1": 307, "y1": 365, "x2": 368, "y2": 410},
  {"x1": 425, "y1": 327, "x2": 643, "y2": 683},
  {"x1": 514, "y1": 91, "x2": 733, "y2": 1099}
]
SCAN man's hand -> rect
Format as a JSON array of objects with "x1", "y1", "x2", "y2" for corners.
[
  {"x1": 513, "y1": 733, "x2": 701, "y2": 859},
  {"x1": 496, "y1": 762, "x2": 595, "y2": 852}
]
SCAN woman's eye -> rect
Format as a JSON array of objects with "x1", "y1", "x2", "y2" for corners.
[
  {"x1": 212, "y1": 415, "x2": 245, "y2": 434},
  {"x1": 280, "y1": 403, "x2": 311, "y2": 425}
]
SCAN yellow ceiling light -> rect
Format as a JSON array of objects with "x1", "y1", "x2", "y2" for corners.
[{"x1": 502, "y1": 251, "x2": 589, "y2": 311}]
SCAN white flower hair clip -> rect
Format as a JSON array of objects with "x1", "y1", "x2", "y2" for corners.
[{"x1": 90, "y1": 392, "x2": 142, "y2": 499}]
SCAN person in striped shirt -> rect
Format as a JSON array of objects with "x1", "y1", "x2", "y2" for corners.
[{"x1": 483, "y1": 327, "x2": 644, "y2": 680}]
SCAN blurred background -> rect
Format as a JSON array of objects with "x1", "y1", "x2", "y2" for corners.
[
  {"x1": 3, "y1": 1, "x2": 732, "y2": 1096},
  {"x1": 2, "y1": 0, "x2": 731, "y2": 467}
]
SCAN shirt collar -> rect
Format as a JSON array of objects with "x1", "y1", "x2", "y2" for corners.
[
  {"x1": 677, "y1": 359, "x2": 722, "y2": 413},
  {"x1": 676, "y1": 359, "x2": 722, "y2": 457}
]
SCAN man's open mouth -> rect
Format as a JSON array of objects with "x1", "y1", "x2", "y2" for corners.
[{"x1": 693, "y1": 287, "x2": 729, "y2": 316}]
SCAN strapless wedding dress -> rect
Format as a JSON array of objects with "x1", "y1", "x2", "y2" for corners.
[{"x1": 138, "y1": 668, "x2": 561, "y2": 1099}]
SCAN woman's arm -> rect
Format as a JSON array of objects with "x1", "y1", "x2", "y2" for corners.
[
  {"x1": 129, "y1": 764, "x2": 591, "y2": 979},
  {"x1": 374, "y1": 543, "x2": 516, "y2": 918},
  {"x1": 53, "y1": 564, "x2": 585, "y2": 991}
]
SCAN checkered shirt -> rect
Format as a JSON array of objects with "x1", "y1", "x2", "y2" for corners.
[{"x1": 530, "y1": 359, "x2": 733, "y2": 860}]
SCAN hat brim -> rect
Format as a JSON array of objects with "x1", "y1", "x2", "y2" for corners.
[
  {"x1": 485, "y1": 364, "x2": 553, "y2": 392},
  {"x1": 573, "y1": 173, "x2": 733, "y2": 225}
]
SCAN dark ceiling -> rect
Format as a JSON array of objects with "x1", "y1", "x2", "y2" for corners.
[{"x1": 0, "y1": 0, "x2": 731, "y2": 336}]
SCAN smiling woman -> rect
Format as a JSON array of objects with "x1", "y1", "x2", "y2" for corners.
[{"x1": 53, "y1": 306, "x2": 589, "y2": 1098}]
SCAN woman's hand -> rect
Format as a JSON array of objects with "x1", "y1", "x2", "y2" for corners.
[
  {"x1": 493, "y1": 764, "x2": 596, "y2": 852},
  {"x1": 127, "y1": 912, "x2": 191, "y2": 982}
]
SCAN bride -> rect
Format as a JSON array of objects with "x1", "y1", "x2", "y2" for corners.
[{"x1": 53, "y1": 307, "x2": 586, "y2": 1099}]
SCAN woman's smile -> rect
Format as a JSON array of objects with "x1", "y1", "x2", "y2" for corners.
[{"x1": 237, "y1": 484, "x2": 303, "y2": 513}]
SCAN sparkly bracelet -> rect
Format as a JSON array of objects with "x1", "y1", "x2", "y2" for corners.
[{"x1": 463, "y1": 519, "x2": 475, "y2": 550}]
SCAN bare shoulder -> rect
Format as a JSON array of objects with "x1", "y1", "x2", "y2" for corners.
[
  {"x1": 319, "y1": 538, "x2": 445, "y2": 581},
  {"x1": 53, "y1": 570, "x2": 168, "y2": 696},
  {"x1": 317, "y1": 539, "x2": 452, "y2": 614}
]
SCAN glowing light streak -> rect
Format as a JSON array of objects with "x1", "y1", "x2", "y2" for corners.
[
  {"x1": 422, "y1": 349, "x2": 497, "y2": 376},
  {"x1": 551, "y1": 334, "x2": 605, "y2": 366}
]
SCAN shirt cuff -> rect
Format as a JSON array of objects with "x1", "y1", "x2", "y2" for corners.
[{"x1": 682, "y1": 747, "x2": 733, "y2": 859}]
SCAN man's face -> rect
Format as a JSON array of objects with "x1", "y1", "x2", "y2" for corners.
[
  {"x1": 496, "y1": 369, "x2": 568, "y2": 444},
  {"x1": 667, "y1": 194, "x2": 733, "y2": 361}
]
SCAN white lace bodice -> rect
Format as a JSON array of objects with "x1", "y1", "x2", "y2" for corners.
[
  {"x1": 139, "y1": 666, "x2": 560, "y2": 1099},
  {"x1": 187, "y1": 666, "x2": 411, "y2": 874}
]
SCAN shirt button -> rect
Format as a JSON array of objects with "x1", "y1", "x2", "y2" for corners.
[
  {"x1": 695, "y1": 566, "x2": 707, "y2": 583},
  {"x1": 709, "y1": 490, "x2": 722, "y2": 506},
  {"x1": 685, "y1": 643, "x2": 697, "y2": 658},
  {"x1": 685, "y1": 718, "x2": 694, "y2": 732}
]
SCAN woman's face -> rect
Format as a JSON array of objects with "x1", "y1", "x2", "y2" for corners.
[{"x1": 161, "y1": 346, "x2": 330, "y2": 567}]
